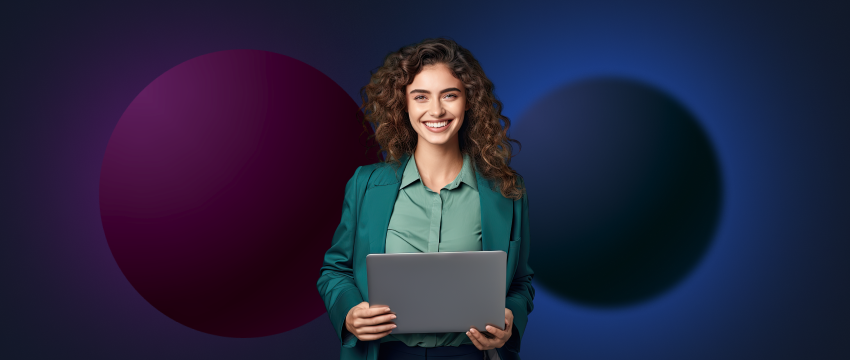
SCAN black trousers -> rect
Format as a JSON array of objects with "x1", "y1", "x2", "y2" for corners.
[{"x1": 378, "y1": 341, "x2": 487, "y2": 360}]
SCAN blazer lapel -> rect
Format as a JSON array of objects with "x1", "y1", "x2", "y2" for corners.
[
  {"x1": 477, "y1": 168, "x2": 513, "y2": 254},
  {"x1": 365, "y1": 154, "x2": 512, "y2": 256},
  {"x1": 368, "y1": 154, "x2": 410, "y2": 255}
]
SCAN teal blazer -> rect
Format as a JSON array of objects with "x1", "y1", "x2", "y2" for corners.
[{"x1": 317, "y1": 154, "x2": 534, "y2": 360}]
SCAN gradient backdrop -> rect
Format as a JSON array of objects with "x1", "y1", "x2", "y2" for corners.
[{"x1": 2, "y1": 0, "x2": 849, "y2": 359}]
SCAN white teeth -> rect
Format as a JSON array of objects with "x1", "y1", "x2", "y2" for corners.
[{"x1": 425, "y1": 121, "x2": 448, "y2": 128}]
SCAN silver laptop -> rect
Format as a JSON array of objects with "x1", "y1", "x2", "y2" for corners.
[{"x1": 366, "y1": 250, "x2": 506, "y2": 334}]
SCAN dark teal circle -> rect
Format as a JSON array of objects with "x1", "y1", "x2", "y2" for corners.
[{"x1": 512, "y1": 77, "x2": 723, "y2": 307}]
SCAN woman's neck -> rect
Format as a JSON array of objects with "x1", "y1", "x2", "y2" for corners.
[{"x1": 413, "y1": 140, "x2": 463, "y2": 192}]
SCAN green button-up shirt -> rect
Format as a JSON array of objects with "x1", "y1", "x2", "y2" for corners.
[{"x1": 380, "y1": 152, "x2": 482, "y2": 347}]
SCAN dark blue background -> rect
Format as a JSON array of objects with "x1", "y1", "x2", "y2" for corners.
[{"x1": 2, "y1": 0, "x2": 848, "y2": 359}]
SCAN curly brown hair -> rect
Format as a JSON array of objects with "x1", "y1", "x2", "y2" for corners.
[{"x1": 358, "y1": 38, "x2": 524, "y2": 200}]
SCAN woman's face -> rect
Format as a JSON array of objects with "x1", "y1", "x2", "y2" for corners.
[{"x1": 405, "y1": 63, "x2": 469, "y2": 148}]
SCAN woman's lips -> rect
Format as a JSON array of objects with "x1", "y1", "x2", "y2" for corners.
[{"x1": 422, "y1": 119, "x2": 452, "y2": 133}]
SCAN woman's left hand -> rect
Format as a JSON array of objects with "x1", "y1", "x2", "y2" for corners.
[{"x1": 467, "y1": 308, "x2": 513, "y2": 350}]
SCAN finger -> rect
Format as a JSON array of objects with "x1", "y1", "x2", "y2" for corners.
[
  {"x1": 358, "y1": 323, "x2": 397, "y2": 334},
  {"x1": 469, "y1": 328, "x2": 494, "y2": 349},
  {"x1": 485, "y1": 325, "x2": 504, "y2": 336},
  {"x1": 504, "y1": 308, "x2": 514, "y2": 326},
  {"x1": 353, "y1": 315, "x2": 396, "y2": 329},
  {"x1": 362, "y1": 313, "x2": 397, "y2": 326},
  {"x1": 365, "y1": 305, "x2": 392, "y2": 317},
  {"x1": 358, "y1": 329, "x2": 393, "y2": 341},
  {"x1": 466, "y1": 329, "x2": 486, "y2": 350},
  {"x1": 485, "y1": 325, "x2": 509, "y2": 341},
  {"x1": 355, "y1": 305, "x2": 390, "y2": 319},
  {"x1": 348, "y1": 302, "x2": 367, "y2": 318},
  {"x1": 354, "y1": 312, "x2": 396, "y2": 326},
  {"x1": 502, "y1": 320, "x2": 512, "y2": 333}
]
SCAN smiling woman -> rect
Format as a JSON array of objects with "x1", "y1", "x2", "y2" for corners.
[
  {"x1": 317, "y1": 38, "x2": 534, "y2": 360},
  {"x1": 409, "y1": 77, "x2": 465, "y2": 136},
  {"x1": 404, "y1": 63, "x2": 470, "y2": 191},
  {"x1": 359, "y1": 38, "x2": 524, "y2": 201}
]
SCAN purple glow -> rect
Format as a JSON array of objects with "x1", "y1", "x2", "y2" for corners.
[{"x1": 99, "y1": 49, "x2": 374, "y2": 338}]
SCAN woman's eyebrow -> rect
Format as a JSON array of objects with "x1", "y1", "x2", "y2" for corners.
[{"x1": 409, "y1": 87, "x2": 463, "y2": 94}]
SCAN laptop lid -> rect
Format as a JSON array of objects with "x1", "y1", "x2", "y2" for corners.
[{"x1": 366, "y1": 250, "x2": 506, "y2": 334}]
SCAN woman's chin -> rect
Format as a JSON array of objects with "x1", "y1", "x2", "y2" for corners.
[{"x1": 418, "y1": 133, "x2": 458, "y2": 147}]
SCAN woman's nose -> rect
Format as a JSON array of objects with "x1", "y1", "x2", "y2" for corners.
[{"x1": 429, "y1": 100, "x2": 445, "y2": 117}]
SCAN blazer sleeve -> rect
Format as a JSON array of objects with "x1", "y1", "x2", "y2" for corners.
[
  {"x1": 317, "y1": 166, "x2": 366, "y2": 348},
  {"x1": 503, "y1": 180, "x2": 535, "y2": 354}
]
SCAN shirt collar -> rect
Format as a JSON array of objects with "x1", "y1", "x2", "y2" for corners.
[{"x1": 399, "y1": 153, "x2": 478, "y2": 191}]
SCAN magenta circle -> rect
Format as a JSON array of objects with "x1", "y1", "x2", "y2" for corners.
[{"x1": 100, "y1": 50, "x2": 374, "y2": 337}]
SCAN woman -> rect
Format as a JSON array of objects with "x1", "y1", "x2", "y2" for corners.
[{"x1": 317, "y1": 38, "x2": 534, "y2": 360}]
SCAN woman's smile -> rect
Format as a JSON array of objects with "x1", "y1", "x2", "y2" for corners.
[{"x1": 422, "y1": 119, "x2": 453, "y2": 132}]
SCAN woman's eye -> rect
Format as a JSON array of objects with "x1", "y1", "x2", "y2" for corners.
[
  {"x1": 414, "y1": 95, "x2": 426, "y2": 100},
  {"x1": 444, "y1": 93, "x2": 458, "y2": 99}
]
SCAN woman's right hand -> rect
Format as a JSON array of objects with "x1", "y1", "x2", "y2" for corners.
[{"x1": 344, "y1": 301, "x2": 397, "y2": 341}]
